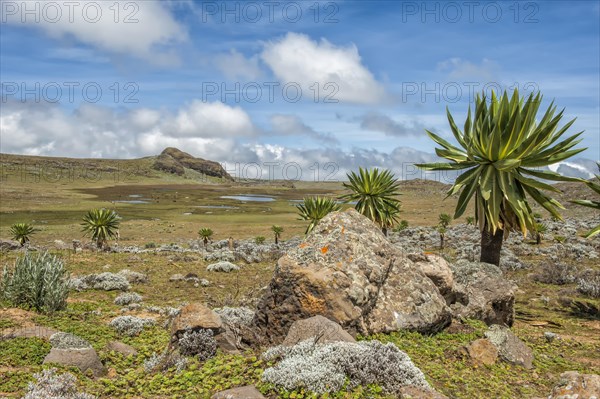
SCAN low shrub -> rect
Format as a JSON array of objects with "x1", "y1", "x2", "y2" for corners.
[
  {"x1": 22, "y1": 368, "x2": 96, "y2": 399},
  {"x1": 114, "y1": 292, "x2": 143, "y2": 306},
  {"x1": 109, "y1": 316, "x2": 155, "y2": 336},
  {"x1": 262, "y1": 338, "x2": 429, "y2": 395},
  {"x1": 177, "y1": 328, "x2": 217, "y2": 360},
  {"x1": 1, "y1": 252, "x2": 69, "y2": 313},
  {"x1": 143, "y1": 350, "x2": 188, "y2": 373},
  {"x1": 532, "y1": 262, "x2": 576, "y2": 285},
  {"x1": 577, "y1": 269, "x2": 600, "y2": 298}
]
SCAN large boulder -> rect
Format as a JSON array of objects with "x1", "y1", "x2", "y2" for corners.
[
  {"x1": 547, "y1": 371, "x2": 600, "y2": 398},
  {"x1": 251, "y1": 209, "x2": 451, "y2": 344},
  {"x1": 484, "y1": 325, "x2": 534, "y2": 369},
  {"x1": 449, "y1": 260, "x2": 516, "y2": 326},
  {"x1": 409, "y1": 253, "x2": 454, "y2": 301}
]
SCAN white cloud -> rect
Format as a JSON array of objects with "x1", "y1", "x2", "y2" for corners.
[
  {"x1": 2, "y1": 0, "x2": 186, "y2": 64},
  {"x1": 0, "y1": 100, "x2": 256, "y2": 159},
  {"x1": 214, "y1": 49, "x2": 263, "y2": 80},
  {"x1": 168, "y1": 101, "x2": 256, "y2": 138},
  {"x1": 437, "y1": 58, "x2": 499, "y2": 81},
  {"x1": 261, "y1": 32, "x2": 386, "y2": 104}
]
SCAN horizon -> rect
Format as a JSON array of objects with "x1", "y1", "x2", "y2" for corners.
[{"x1": 1, "y1": 0, "x2": 599, "y2": 181}]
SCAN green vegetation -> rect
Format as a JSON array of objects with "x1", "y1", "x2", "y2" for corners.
[
  {"x1": 465, "y1": 216, "x2": 475, "y2": 226},
  {"x1": 296, "y1": 196, "x2": 341, "y2": 234},
  {"x1": 437, "y1": 213, "x2": 452, "y2": 249},
  {"x1": 198, "y1": 228, "x2": 214, "y2": 247},
  {"x1": 534, "y1": 222, "x2": 548, "y2": 245},
  {"x1": 81, "y1": 209, "x2": 121, "y2": 249},
  {"x1": 417, "y1": 89, "x2": 586, "y2": 266},
  {"x1": 340, "y1": 168, "x2": 401, "y2": 235},
  {"x1": 271, "y1": 225, "x2": 283, "y2": 245},
  {"x1": 570, "y1": 163, "x2": 600, "y2": 237},
  {"x1": 393, "y1": 219, "x2": 409, "y2": 232},
  {"x1": 10, "y1": 223, "x2": 38, "y2": 247},
  {"x1": 254, "y1": 236, "x2": 266, "y2": 245},
  {"x1": 1, "y1": 252, "x2": 69, "y2": 313}
]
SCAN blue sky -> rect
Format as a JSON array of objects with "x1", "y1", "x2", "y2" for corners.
[{"x1": 1, "y1": 0, "x2": 599, "y2": 180}]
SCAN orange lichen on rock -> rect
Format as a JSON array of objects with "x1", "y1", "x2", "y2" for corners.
[
  {"x1": 299, "y1": 291, "x2": 327, "y2": 314},
  {"x1": 321, "y1": 246, "x2": 329, "y2": 254}
]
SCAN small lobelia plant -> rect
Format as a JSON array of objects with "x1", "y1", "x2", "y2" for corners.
[
  {"x1": 1, "y1": 251, "x2": 69, "y2": 313},
  {"x1": 254, "y1": 236, "x2": 266, "y2": 245},
  {"x1": 437, "y1": 213, "x2": 452, "y2": 249},
  {"x1": 198, "y1": 228, "x2": 214, "y2": 247},
  {"x1": 271, "y1": 225, "x2": 284, "y2": 245},
  {"x1": 81, "y1": 209, "x2": 121, "y2": 249},
  {"x1": 297, "y1": 196, "x2": 341, "y2": 234},
  {"x1": 10, "y1": 222, "x2": 39, "y2": 247}
]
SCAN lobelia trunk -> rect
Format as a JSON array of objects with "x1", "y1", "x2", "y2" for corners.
[{"x1": 480, "y1": 226, "x2": 504, "y2": 266}]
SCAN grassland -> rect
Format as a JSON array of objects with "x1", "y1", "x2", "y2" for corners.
[{"x1": 1, "y1": 152, "x2": 599, "y2": 398}]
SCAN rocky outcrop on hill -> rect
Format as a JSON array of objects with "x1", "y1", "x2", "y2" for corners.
[
  {"x1": 251, "y1": 209, "x2": 452, "y2": 344},
  {"x1": 153, "y1": 147, "x2": 232, "y2": 180}
]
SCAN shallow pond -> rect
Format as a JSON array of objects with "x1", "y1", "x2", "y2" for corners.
[{"x1": 220, "y1": 195, "x2": 275, "y2": 202}]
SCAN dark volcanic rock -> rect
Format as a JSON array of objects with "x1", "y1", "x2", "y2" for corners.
[{"x1": 153, "y1": 147, "x2": 233, "y2": 180}]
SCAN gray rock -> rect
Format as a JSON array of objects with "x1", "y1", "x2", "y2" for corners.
[
  {"x1": 117, "y1": 269, "x2": 148, "y2": 284},
  {"x1": 171, "y1": 303, "x2": 223, "y2": 338},
  {"x1": 169, "y1": 273, "x2": 185, "y2": 282},
  {"x1": 211, "y1": 386, "x2": 266, "y2": 399},
  {"x1": 283, "y1": 315, "x2": 355, "y2": 346},
  {"x1": 43, "y1": 347, "x2": 106, "y2": 377},
  {"x1": 409, "y1": 253, "x2": 454, "y2": 300},
  {"x1": 544, "y1": 331, "x2": 559, "y2": 343},
  {"x1": 547, "y1": 371, "x2": 600, "y2": 398},
  {"x1": 106, "y1": 341, "x2": 138, "y2": 356},
  {"x1": 0, "y1": 239, "x2": 21, "y2": 251},
  {"x1": 449, "y1": 260, "x2": 516, "y2": 326},
  {"x1": 251, "y1": 209, "x2": 451, "y2": 344},
  {"x1": 484, "y1": 325, "x2": 534, "y2": 369},
  {"x1": 206, "y1": 261, "x2": 240, "y2": 273},
  {"x1": 1, "y1": 326, "x2": 60, "y2": 340}
]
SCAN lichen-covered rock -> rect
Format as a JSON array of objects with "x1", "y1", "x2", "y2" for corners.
[
  {"x1": 44, "y1": 348, "x2": 106, "y2": 377},
  {"x1": 171, "y1": 303, "x2": 223, "y2": 338},
  {"x1": 409, "y1": 253, "x2": 454, "y2": 300},
  {"x1": 463, "y1": 338, "x2": 498, "y2": 366},
  {"x1": 206, "y1": 261, "x2": 240, "y2": 273},
  {"x1": 484, "y1": 325, "x2": 534, "y2": 369},
  {"x1": 547, "y1": 371, "x2": 600, "y2": 398},
  {"x1": 449, "y1": 260, "x2": 516, "y2": 326},
  {"x1": 252, "y1": 209, "x2": 451, "y2": 344},
  {"x1": 211, "y1": 386, "x2": 266, "y2": 399},
  {"x1": 282, "y1": 315, "x2": 355, "y2": 346}
]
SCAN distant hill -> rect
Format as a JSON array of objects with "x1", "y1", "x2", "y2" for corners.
[
  {"x1": 0, "y1": 148, "x2": 232, "y2": 183},
  {"x1": 153, "y1": 147, "x2": 233, "y2": 180}
]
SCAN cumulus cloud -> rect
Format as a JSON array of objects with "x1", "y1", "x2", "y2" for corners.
[
  {"x1": 214, "y1": 49, "x2": 263, "y2": 80},
  {"x1": 261, "y1": 32, "x2": 386, "y2": 104},
  {"x1": 0, "y1": 100, "x2": 255, "y2": 158},
  {"x1": 2, "y1": 0, "x2": 186, "y2": 65},
  {"x1": 269, "y1": 114, "x2": 339, "y2": 145},
  {"x1": 360, "y1": 112, "x2": 427, "y2": 137}
]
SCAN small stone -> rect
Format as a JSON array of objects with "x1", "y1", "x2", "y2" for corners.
[
  {"x1": 544, "y1": 332, "x2": 559, "y2": 343},
  {"x1": 211, "y1": 386, "x2": 266, "y2": 399}
]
